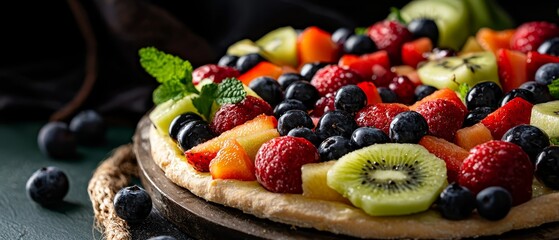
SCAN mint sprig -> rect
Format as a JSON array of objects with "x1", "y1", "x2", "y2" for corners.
[
  {"x1": 549, "y1": 78, "x2": 559, "y2": 99},
  {"x1": 139, "y1": 47, "x2": 199, "y2": 104},
  {"x1": 551, "y1": 137, "x2": 559, "y2": 146},
  {"x1": 387, "y1": 7, "x2": 406, "y2": 24},
  {"x1": 192, "y1": 78, "x2": 247, "y2": 120},
  {"x1": 458, "y1": 82, "x2": 471, "y2": 102}
]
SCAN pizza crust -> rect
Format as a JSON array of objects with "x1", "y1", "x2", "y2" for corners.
[{"x1": 149, "y1": 125, "x2": 559, "y2": 239}]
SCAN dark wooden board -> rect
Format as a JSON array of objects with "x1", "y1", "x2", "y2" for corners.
[{"x1": 133, "y1": 116, "x2": 559, "y2": 240}]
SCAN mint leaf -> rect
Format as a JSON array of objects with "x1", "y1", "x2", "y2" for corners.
[
  {"x1": 458, "y1": 83, "x2": 470, "y2": 102},
  {"x1": 192, "y1": 83, "x2": 218, "y2": 120},
  {"x1": 355, "y1": 27, "x2": 368, "y2": 35},
  {"x1": 387, "y1": 7, "x2": 406, "y2": 24},
  {"x1": 139, "y1": 47, "x2": 193, "y2": 83},
  {"x1": 551, "y1": 137, "x2": 559, "y2": 146},
  {"x1": 152, "y1": 80, "x2": 187, "y2": 105},
  {"x1": 549, "y1": 78, "x2": 559, "y2": 99},
  {"x1": 216, "y1": 78, "x2": 247, "y2": 105}
]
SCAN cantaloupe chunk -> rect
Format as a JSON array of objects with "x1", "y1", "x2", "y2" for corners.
[
  {"x1": 454, "y1": 123, "x2": 493, "y2": 150},
  {"x1": 419, "y1": 135, "x2": 469, "y2": 183}
]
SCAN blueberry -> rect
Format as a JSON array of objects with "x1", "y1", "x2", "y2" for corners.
[
  {"x1": 284, "y1": 81, "x2": 320, "y2": 110},
  {"x1": 37, "y1": 122, "x2": 77, "y2": 159},
  {"x1": 217, "y1": 54, "x2": 239, "y2": 68},
  {"x1": 26, "y1": 166, "x2": 69, "y2": 206},
  {"x1": 377, "y1": 87, "x2": 398, "y2": 103},
  {"x1": 277, "y1": 110, "x2": 314, "y2": 136},
  {"x1": 476, "y1": 186, "x2": 512, "y2": 221},
  {"x1": 273, "y1": 99, "x2": 307, "y2": 118},
  {"x1": 537, "y1": 37, "x2": 559, "y2": 56},
  {"x1": 462, "y1": 107, "x2": 494, "y2": 127},
  {"x1": 501, "y1": 124, "x2": 550, "y2": 163},
  {"x1": 407, "y1": 18, "x2": 439, "y2": 46},
  {"x1": 343, "y1": 35, "x2": 377, "y2": 55},
  {"x1": 518, "y1": 81, "x2": 554, "y2": 104},
  {"x1": 349, "y1": 127, "x2": 390, "y2": 150},
  {"x1": 318, "y1": 136, "x2": 352, "y2": 161},
  {"x1": 466, "y1": 82, "x2": 503, "y2": 110},
  {"x1": 389, "y1": 111, "x2": 428, "y2": 143},
  {"x1": 535, "y1": 63, "x2": 559, "y2": 85},
  {"x1": 113, "y1": 185, "x2": 152, "y2": 223},
  {"x1": 236, "y1": 53, "x2": 264, "y2": 73},
  {"x1": 535, "y1": 146, "x2": 559, "y2": 189},
  {"x1": 168, "y1": 112, "x2": 203, "y2": 141},
  {"x1": 147, "y1": 236, "x2": 177, "y2": 240},
  {"x1": 331, "y1": 27, "x2": 353, "y2": 46},
  {"x1": 437, "y1": 182, "x2": 476, "y2": 220},
  {"x1": 414, "y1": 85, "x2": 437, "y2": 101},
  {"x1": 334, "y1": 85, "x2": 367, "y2": 113},
  {"x1": 278, "y1": 72, "x2": 306, "y2": 91},
  {"x1": 287, "y1": 127, "x2": 321, "y2": 147},
  {"x1": 499, "y1": 88, "x2": 535, "y2": 106},
  {"x1": 69, "y1": 110, "x2": 106, "y2": 145},
  {"x1": 315, "y1": 110, "x2": 358, "y2": 140},
  {"x1": 176, "y1": 120, "x2": 214, "y2": 151},
  {"x1": 248, "y1": 76, "x2": 283, "y2": 107},
  {"x1": 300, "y1": 62, "x2": 329, "y2": 81}
]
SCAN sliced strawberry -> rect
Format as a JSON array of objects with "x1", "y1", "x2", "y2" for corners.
[
  {"x1": 354, "y1": 103, "x2": 409, "y2": 135},
  {"x1": 401, "y1": 37, "x2": 432, "y2": 68},
  {"x1": 310, "y1": 65, "x2": 362, "y2": 96},
  {"x1": 526, "y1": 51, "x2": 559, "y2": 82},
  {"x1": 419, "y1": 135, "x2": 469, "y2": 183},
  {"x1": 367, "y1": 20, "x2": 413, "y2": 65},
  {"x1": 237, "y1": 61, "x2": 283, "y2": 85},
  {"x1": 497, "y1": 48, "x2": 527, "y2": 93},
  {"x1": 510, "y1": 21, "x2": 559, "y2": 53},
  {"x1": 475, "y1": 28, "x2": 516, "y2": 55},
  {"x1": 356, "y1": 81, "x2": 382, "y2": 105},
  {"x1": 338, "y1": 50, "x2": 391, "y2": 80},
  {"x1": 410, "y1": 88, "x2": 467, "y2": 116},
  {"x1": 297, "y1": 26, "x2": 339, "y2": 67},
  {"x1": 415, "y1": 99, "x2": 466, "y2": 142},
  {"x1": 480, "y1": 97, "x2": 533, "y2": 139}
]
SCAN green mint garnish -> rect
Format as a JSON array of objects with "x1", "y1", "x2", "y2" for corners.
[
  {"x1": 387, "y1": 7, "x2": 406, "y2": 24},
  {"x1": 192, "y1": 78, "x2": 246, "y2": 120},
  {"x1": 551, "y1": 137, "x2": 559, "y2": 146},
  {"x1": 139, "y1": 47, "x2": 199, "y2": 105},
  {"x1": 354, "y1": 27, "x2": 369, "y2": 35},
  {"x1": 458, "y1": 83, "x2": 470, "y2": 102},
  {"x1": 548, "y1": 78, "x2": 559, "y2": 99}
]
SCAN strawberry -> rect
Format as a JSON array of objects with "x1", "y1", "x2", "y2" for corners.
[
  {"x1": 356, "y1": 81, "x2": 382, "y2": 105},
  {"x1": 480, "y1": 97, "x2": 533, "y2": 140},
  {"x1": 497, "y1": 48, "x2": 527, "y2": 93},
  {"x1": 418, "y1": 135, "x2": 469, "y2": 183},
  {"x1": 458, "y1": 140, "x2": 534, "y2": 206},
  {"x1": 210, "y1": 96, "x2": 273, "y2": 135},
  {"x1": 192, "y1": 64, "x2": 240, "y2": 85},
  {"x1": 526, "y1": 51, "x2": 559, "y2": 82},
  {"x1": 310, "y1": 65, "x2": 362, "y2": 96},
  {"x1": 337, "y1": 50, "x2": 391, "y2": 80},
  {"x1": 415, "y1": 99, "x2": 466, "y2": 142},
  {"x1": 401, "y1": 37, "x2": 433, "y2": 68},
  {"x1": 354, "y1": 103, "x2": 409, "y2": 135},
  {"x1": 255, "y1": 136, "x2": 320, "y2": 193},
  {"x1": 185, "y1": 151, "x2": 216, "y2": 172},
  {"x1": 367, "y1": 20, "x2": 413, "y2": 65},
  {"x1": 510, "y1": 21, "x2": 559, "y2": 53}
]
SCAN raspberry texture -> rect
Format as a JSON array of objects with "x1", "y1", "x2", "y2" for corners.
[
  {"x1": 210, "y1": 96, "x2": 273, "y2": 135},
  {"x1": 192, "y1": 64, "x2": 240, "y2": 85},
  {"x1": 310, "y1": 65, "x2": 362, "y2": 96},
  {"x1": 254, "y1": 136, "x2": 320, "y2": 193},
  {"x1": 354, "y1": 103, "x2": 409, "y2": 135},
  {"x1": 414, "y1": 99, "x2": 465, "y2": 142},
  {"x1": 311, "y1": 93, "x2": 335, "y2": 117},
  {"x1": 367, "y1": 20, "x2": 413, "y2": 64},
  {"x1": 458, "y1": 140, "x2": 533, "y2": 206},
  {"x1": 510, "y1": 21, "x2": 559, "y2": 53}
]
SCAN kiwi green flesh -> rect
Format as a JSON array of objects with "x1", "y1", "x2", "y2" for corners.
[
  {"x1": 531, "y1": 100, "x2": 559, "y2": 138},
  {"x1": 327, "y1": 143, "x2": 447, "y2": 216}
]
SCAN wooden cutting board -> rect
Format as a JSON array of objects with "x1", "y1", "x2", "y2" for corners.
[{"x1": 133, "y1": 116, "x2": 559, "y2": 240}]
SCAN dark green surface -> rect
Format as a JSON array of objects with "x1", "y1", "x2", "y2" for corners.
[{"x1": 0, "y1": 121, "x2": 134, "y2": 239}]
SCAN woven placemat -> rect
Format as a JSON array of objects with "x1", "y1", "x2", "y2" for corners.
[{"x1": 88, "y1": 144, "x2": 137, "y2": 240}]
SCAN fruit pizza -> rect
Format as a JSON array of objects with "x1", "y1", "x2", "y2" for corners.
[{"x1": 143, "y1": 0, "x2": 559, "y2": 238}]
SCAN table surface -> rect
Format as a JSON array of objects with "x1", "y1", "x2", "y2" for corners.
[{"x1": 0, "y1": 121, "x2": 192, "y2": 240}]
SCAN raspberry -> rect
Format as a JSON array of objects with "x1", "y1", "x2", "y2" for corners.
[
  {"x1": 458, "y1": 140, "x2": 534, "y2": 206},
  {"x1": 354, "y1": 103, "x2": 409, "y2": 135},
  {"x1": 210, "y1": 96, "x2": 273, "y2": 135},
  {"x1": 510, "y1": 21, "x2": 559, "y2": 53},
  {"x1": 310, "y1": 65, "x2": 362, "y2": 97},
  {"x1": 254, "y1": 136, "x2": 320, "y2": 193},
  {"x1": 414, "y1": 99, "x2": 466, "y2": 142},
  {"x1": 311, "y1": 92, "x2": 335, "y2": 118},
  {"x1": 367, "y1": 20, "x2": 413, "y2": 64},
  {"x1": 192, "y1": 64, "x2": 240, "y2": 85}
]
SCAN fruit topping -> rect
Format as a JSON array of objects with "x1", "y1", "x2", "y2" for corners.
[
  {"x1": 388, "y1": 75, "x2": 416, "y2": 105},
  {"x1": 113, "y1": 185, "x2": 152, "y2": 223},
  {"x1": 210, "y1": 95, "x2": 273, "y2": 135},
  {"x1": 530, "y1": 100, "x2": 559, "y2": 138},
  {"x1": 238, "y1": 61, "x2": 283, "y2": 85},
  {"x1": 465, "y1": 81, "x2": 503, "y2": 110},
  {"x1": 217, "y1": 55, "x2": 239, "y2": 68},
  {"x1": 510, "y1": 21, "x2": 559, "y2": 53},
  {"x1": 287, "y1": 127, "x2": 321, "y2": 147},
  {"x1": 401, "y1": 37, "x2": 433, "y2": 69},
  {"x1": 535, "y1": 62, "x2": 559, "y2": 86},
  {"x1": 501, "y1": 124, "x2": 550, "y2": 163},
  {"x1": 177, "y1": 120, "x2": 215, "y2": 151},
  {"x1": 192, "y1": 64, "x2": 240, "y2": 85},
  {"x1": 248, "y1": 76, "x2": 283, "y2": 107},
  {"x1": 301, "y1": 161, "x2": 349, "y2": 204},
  {"x1": 236, "y1": 53, "x2": 265, "y2": 74},
  {"x1": 297, "y1": 26, "x2": 339, "y2": 66},
  {"x1": 436, "y1": 182, "x2": 476, "y2": 220},
  {"x1": 463, "y1": 107, "x2": 494, "y2": 127},
  {"x1": 315, "y1": 110, "x2": 358, "y2": 140},
  {"x1": 475, "y1": 186, "x2": 512, "y2": 221},
  {"x1": 318, "y1": 136, "x2": 352, "y2": 161},
  {"x1": 300, "y1": 62, "x2": 329, "y2": 81},
  {"x1": 277, "y1": 72, "x2": 305, "y2": 91},
  {"x1": 343, "y1": 34, "x2": 377, "y2": 55},
  {"x1": 284, "y1": 81, "x2": 320, "y2": 110},
  {"x1": 389, "y1": 111, "x2": 429, "y2": 143},
  {"x1": 367, "y1": 20, "x2": 413, "y2": 64},
  {"x1": 526, "y1": 51, "x2": 559, "y2": 83},
  {"x1": 474, "y1": 28, "x2": 515, "y2": 55},
  {"x1": 377, "y1": 87, "x2": 398, "y2": 103},
  {"x1": 339, "y1": 51, "x2": 392, "y2": 81},
  {"x1": 454, "y1": 123, "x2": 493, "y2": 150},
  {"x1": 168, "y1": 112, "x2": 203, "y2": 141},
  {"x1": 255, "y1": 136, "x2": 320, "y2": 193},
  {"x1": 334, "y1": 84, "x2": 367, "y2": 113},
  {"x1": 419, "y1": 135, "x2": 469, "y2": 183},
  {"x1": 349, "y1": 127, "x2": 390, "y2": 150},
  {"x1": 26, "y1": 166, "x2": 69, "y2": 206},
  {"x1": 327, "y1": 143, "x2": 447, "y2": 216},
  {"x1": 407, "y1": 19, "x2": 439, "y2": 46},
  {"x1": 519, "y1": 81, "x2": 554, "y2": 104},
  {"x1": 311, "y1": 65, "x2": 362, "y2": 97},
  {"x1": 209, "y1": 139, "x2": 256, "y2": 181},
  {"x1": 37, "y1": 122, "x2": 77, "y2": 159},
  {"x1": 538, "y1": 37, "x2": 559, "y2": 56},
  {"x1": 255, "y1": 26, "x2": 298, "y2": 67},
  {"x1": 273, "y1": 99, "x2": 307, "y2": 118},
  {"x1": 480, "y1": 97, "x2": 533, "y2": 139},
  {"x1": 458, "y1": 140, "x2": 533, "y2": 206},
  {"x1": 534, "y1": 146, "x2": 559, "y2": 189},
  {"x1": 415, "y1": 99, "x2": 465, "y2": 142},
  {"x1": 331, "y1": 28, "x2": 353, "y2": 47},
  {"x1": 355, "y1": 103, "x2": 409, "y2": 135},
  {"x1": 277, "y1": 109, "x2": 314, "y2": 136}
]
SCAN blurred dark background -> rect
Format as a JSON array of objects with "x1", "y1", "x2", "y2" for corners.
[{"x1": 1, "y1": 0, "x2": 558, "y2": 124}]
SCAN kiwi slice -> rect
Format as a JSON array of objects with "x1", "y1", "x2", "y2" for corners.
[
  {"x1": 256, "y1": 26, "x2": 298, "y2": 67},
  {"x1": 226, "y1": 39, "x2": 273, "y2": 60},
  {"x1": 531, "y1": 100, "x2": 559, "y2": 138},
  {"x1": 399, "y1": 0, "x2": 470, "y2": 50},
  {"x1": 417, "y1": 51, "x2": 499, "y2": 91},
  {"x1": 327, "y1": 143, "x2": 447, "y2": 216}
]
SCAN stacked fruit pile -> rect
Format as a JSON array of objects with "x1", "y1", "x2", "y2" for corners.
[{"x1": 145, "y1": 0, "x2": 559, "y2": 227}]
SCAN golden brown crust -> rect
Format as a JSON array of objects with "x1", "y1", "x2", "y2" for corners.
[{"x1": 149, "y1": 125, "x2": 559, "y2": 239}]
